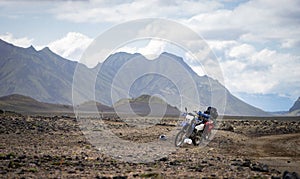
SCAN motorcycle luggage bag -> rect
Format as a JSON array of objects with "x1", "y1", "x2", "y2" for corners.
[{"x1": 207, "y1": 107, "x2": 219, "y2": 119}]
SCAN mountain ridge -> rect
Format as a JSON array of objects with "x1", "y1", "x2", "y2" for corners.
[
  {"x1": 0, "y1": 38, "x2": 268, "y2": 115},
  {"x1": 0, "y1": 94, "x2": 73, "y2": 114},
  {"x1": 0, "y1": 38, "x2": 82, "y2": 104}
]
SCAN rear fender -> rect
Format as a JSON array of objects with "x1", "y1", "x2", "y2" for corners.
[{"x1": 204, "y1": 121, "x2": 214, "y2": 131}]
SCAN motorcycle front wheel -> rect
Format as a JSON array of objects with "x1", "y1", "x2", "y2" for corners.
[
  {"x1": 192, "y1": 136, "x2": 202, "y2": 146},
  {"x1": 175, "y1": 130, "x2": 187, "y2": 147}
]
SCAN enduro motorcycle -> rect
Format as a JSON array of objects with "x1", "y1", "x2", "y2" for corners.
[{"x1": 174, "y1": 108, "x2": 214, "y2": 147}]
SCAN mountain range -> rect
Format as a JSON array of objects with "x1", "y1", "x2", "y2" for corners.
[{"x1": 0, "y1": 39, "x2": 268, "y2": 115}]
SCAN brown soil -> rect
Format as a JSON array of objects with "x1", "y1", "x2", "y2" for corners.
[{"x1": 0, "y1": 113, "x2": 299, "y2": 178}]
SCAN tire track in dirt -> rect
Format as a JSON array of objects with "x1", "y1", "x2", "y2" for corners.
[
  {"x1": 247, "y1": 133, "x2": 300, "y2": 173},
  {"x1": 215, "y1": 130, "x2": 300, "y2": 173}
]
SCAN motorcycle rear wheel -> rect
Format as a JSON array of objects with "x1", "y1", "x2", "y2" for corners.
[{"x1": 202, "y1": 129, "x2": 211, "y2": 141}]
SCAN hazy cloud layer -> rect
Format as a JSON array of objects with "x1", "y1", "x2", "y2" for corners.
[
  {"x1": 50, "y1": 0, "x2": 300, "y2": 47},
  {"x1": 52, "y1": 0, "x2": 223, "y2": 23}
]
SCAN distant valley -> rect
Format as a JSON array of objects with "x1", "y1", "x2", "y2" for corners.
[{"x1": 0, "y1": 94, "x2": 180, "y2": 117}]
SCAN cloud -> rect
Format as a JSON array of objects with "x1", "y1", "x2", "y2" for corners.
[
  {"x1": 0, "y1": 31, "x2": 93, "y2": 64},
  {"x1": 137, "y1": 40, "x2": 167, "y2": 59},
  {"x1": 204, "y1": 38, "x2": 300, "y2": 100},
  {"x1": 184, "y1": 0, "x2": 300, "y2": 45},
  {"x1": 115, "y1": 39, "x2": 167, "y2": 60},
  {"x1": 281, "y1": 39, "x2": 300, "y2": 49},
  {"x1": 47, "y1": 32, "x2": 93, "y2": 61},
  {"x1": 228, "y1": 44, "x2": 255, "y2": 58},
  {"x1": 46, "y1": 0, "x2": 300, "y2": 101},
  {"x1": 208, "y1": 40, "x2": 237, "y2": 51},
  {"x1": 49, "y1": 0, "x2": 300, "y2": 47},
  {"x1": 51, "y1": 0, "x2": 222, "y2": 23},
  {"x1": 0, "y1": 32, "x2": 33, "y2": 48},
  {"x1": 220, "y1": 44, "x2": 300, "y2": 99}
]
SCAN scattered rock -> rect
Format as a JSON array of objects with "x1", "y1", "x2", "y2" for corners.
[
  {"x1": 283, "y1": 171, "x2": 300, "y2": 179},
  {"x1": 96, "y1": 176, "x2": 111, "y2": 179},
  {"x1": 158, "y1": 157, "x2": 168, "y2": 162},
  {"x1": 112, "y1": 176, "x2": 128, "y2": 179},
  {"x1": 219, "y1": 123, "x2": 234, "y2": 132},
  {"x1": 169, "y1": 160, "x2": 180, "y2": 166},
  {"x1": 250, "y1": 163, "x2": 269, "y2": 172},
  {"x1": 139, "y1": 173, "x2": 159, "y2": 178}
]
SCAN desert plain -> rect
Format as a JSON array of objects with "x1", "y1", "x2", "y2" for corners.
[{"x1": 0, "y1": 111, "x2": 299, "y2": 178}]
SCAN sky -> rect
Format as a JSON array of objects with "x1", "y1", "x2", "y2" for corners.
[{"x1": 0, "y1": 0, "x2": 299, "y2": 112}]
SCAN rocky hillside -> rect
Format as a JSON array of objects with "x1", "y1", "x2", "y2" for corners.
[
  {"x1": 0, "y1": 39, "x2": 90, "y2": 104},
  {"x1": 0, "y1": 94, "x2": 73, "y2": 114},
  {"x1": 114, "y1": 94, "x2": 181, "y2": 117}
]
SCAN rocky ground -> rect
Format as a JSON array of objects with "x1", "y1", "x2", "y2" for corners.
[{"x1": 0, "y1": 112, "x2": 300, "y2": 178}]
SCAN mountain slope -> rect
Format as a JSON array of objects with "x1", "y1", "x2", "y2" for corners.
[
  {"x1": 76, "y1": 100, "x2": 114, "y2": 112},
  {"x1": 114, "y1": 94, "x2": 180, "y2": 117},
  {"x1": 0, "y1": 39, "x2": 95, "y2": 104},
  {"x1": 289, "y1": 97, "x2": 300, "y2": 115},
  {"x1": 0, "y1": 94, "x2": 73, "y2": 113},
  {"x1": 289, "y1": 97, "x2": 300, "y2": 112},
  {"x1": 0, "y1": 39, "x2": 268, "y2": 115},
  {"x1": 94, "y1": 51, "x2": 267, "y2": 116}
]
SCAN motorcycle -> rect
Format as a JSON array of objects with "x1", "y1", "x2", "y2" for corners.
[{"x1": 174, "y1": 107, "x2": 215, "y2": 147}]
